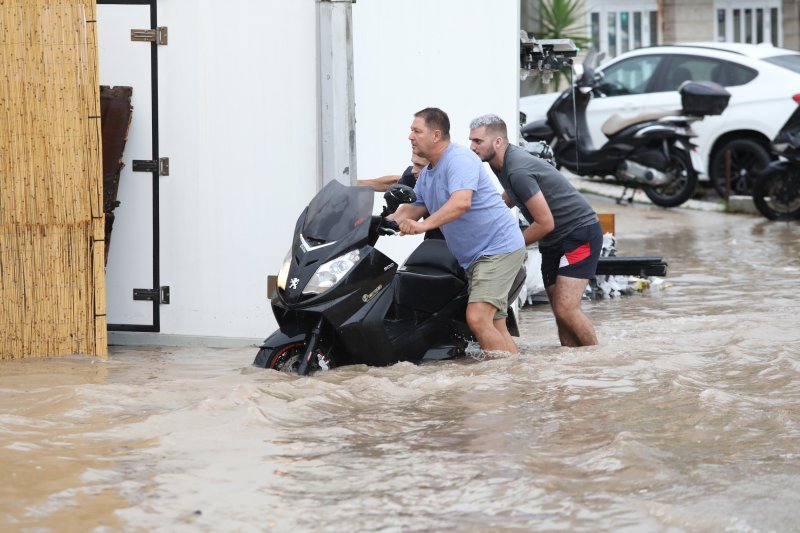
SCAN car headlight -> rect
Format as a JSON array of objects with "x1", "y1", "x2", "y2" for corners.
[
  {"x1": 303, "y1": 250, "x2": 361, "y2": 295},
  {"x1": 276, "y1": 249, "x2": 292, "y2": 290}
]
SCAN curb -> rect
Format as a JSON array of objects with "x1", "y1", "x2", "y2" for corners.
[{"x1": 563, "y1": 173, "x2": 758, "y2": 215}]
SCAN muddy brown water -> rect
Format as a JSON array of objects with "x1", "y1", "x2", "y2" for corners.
[{"x1": 2, "y1": 196, "x2": 799, "y2": 532}]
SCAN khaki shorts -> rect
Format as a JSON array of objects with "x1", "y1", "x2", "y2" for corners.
[{"x1": 466, "y1": 247, "x2": 526, "y2": 320}]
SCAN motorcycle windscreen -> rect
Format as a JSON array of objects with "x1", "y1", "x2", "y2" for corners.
[{"x1": 302, "y1": 181, "x2": 374, "y2": 245}]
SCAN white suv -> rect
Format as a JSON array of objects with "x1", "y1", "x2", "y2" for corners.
[{"x1": 519, "y1": 42, "x2": 800, "y2": 197}]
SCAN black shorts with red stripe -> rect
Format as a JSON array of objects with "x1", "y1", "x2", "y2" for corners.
[{"x1": 539, "y1": 222, "x2": 603, "y2": 287}]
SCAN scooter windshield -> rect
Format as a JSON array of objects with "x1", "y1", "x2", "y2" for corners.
[{"x1": 301, "y1": 180, "x2": 375, "y2": 245}]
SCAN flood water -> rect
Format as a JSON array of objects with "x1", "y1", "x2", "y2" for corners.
[{"x1": 2, "y1": 195, "x2": 800, "y2": 532}]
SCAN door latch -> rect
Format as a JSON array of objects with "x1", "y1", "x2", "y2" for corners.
[{"x1": 131, "y1": 27, "x2": 168, "y2": 45}]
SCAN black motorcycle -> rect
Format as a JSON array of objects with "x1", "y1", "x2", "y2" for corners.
[
  {"x1": 253, "y1": 181, "x2": 526, "y2": 375},
  {"x1": 752, "y1": 104, "x2": 800, "y2": 221},
  {"x1": 521, "y1": 52, "x2": 730, "y2": 207}
]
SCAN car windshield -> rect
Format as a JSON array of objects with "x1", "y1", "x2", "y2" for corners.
[{"x1": 762, "y1": 54, "x2": 800, "y2": 74}]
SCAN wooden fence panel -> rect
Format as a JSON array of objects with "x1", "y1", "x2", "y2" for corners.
[{"x1": 0, "y1": 0, "x2": 106, "y2": 359}]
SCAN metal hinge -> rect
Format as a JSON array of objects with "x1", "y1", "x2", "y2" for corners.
[
  {"x1": 131, "y1": 27, "x2": 168, "y2": 45},
  {"x1": 133, "y1": 286, "x2": 170, "y2": 305},
  {"x1": 132, "y1": 157, "x2": 169, "y2": 176}
]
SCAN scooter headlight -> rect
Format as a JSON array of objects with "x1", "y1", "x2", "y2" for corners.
[
  {"x1": 276, "y1": 249, "x2": 292, "y2": 290},
  {"x1": 303, "y1": 250, "x2": 361, "y2": 295}
]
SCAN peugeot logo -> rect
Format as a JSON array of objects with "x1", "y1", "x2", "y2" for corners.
[{"x1": 288, "y1": 277, "x2": 299, "y2": 290}]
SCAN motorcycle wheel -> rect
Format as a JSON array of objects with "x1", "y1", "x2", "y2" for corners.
[
  {"x1": 709, "y1": 139, "x2": 771, "y2": 197},
  {"x1": 642, "y1": 146, "x2": 698, "y2": 207},
  {"x1": 752, "y1": 168, "x2": 800, "y2": 221},
  {"x1": 257, "y1": 342, "x2": 334, "y2": 373}
]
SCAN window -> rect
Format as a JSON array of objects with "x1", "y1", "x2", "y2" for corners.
[
  {"x1": 608, "y1": 12, "x2": 617, "y2": 57},
  {"x1": 650, "y1": 55, "x2": 757, "y2": 92},
  {"x1": 598, "y1": 54, "x2": 663, "y2": 95},
  {"x1": 762, "y1": 54, "x2": 800, "y2": 74},
  {"x1": 714, "y1": 1, "x2": 781, "y2": 46},
  {"x1": 587, "y1": 2, "x2": 658, "y2": 59},
  {"x1": 590, "y1": 13, "x2": 600, "y2": 51}
]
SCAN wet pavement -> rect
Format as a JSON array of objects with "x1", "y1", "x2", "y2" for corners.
[{"x1": 2, "y1": 190, "x2": 799, "y2": 531}]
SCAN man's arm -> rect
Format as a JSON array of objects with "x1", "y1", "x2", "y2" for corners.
[
  {"x1": 521, "y1": 191, "x2": 555, "y2": 245},
  {"x1": 356, "y1": 174, "x2": 401, "y2": 192},
  {"x1": 399, "y1": 189, "x2": 472, "y2": 235},
  {"x1": 388, "y1": 203, "x2": 429, "y2": 224},
  {"x1": 501, "y1": 191, "x2": 515, "y2": 208}
]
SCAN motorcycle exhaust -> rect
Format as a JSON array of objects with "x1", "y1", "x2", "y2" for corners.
[{"x1": 617, "y1": 160, "x2": 670, "y2": 186}]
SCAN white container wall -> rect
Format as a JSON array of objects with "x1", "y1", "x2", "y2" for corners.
[
  {"x1": 352, "y1": 0, "x2": 521, "y2": 265},
  {"x1": 155, "y1": 1, "x2": 319, "y2": 341},
  {"x1": 102, "y1": 0, "x2": 520, "y2": 345}
]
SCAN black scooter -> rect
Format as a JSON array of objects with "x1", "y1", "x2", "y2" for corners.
[
  {"x1": 253, "y1": 181, "x2": 526, "y2": 375},
  {"x1": 753, "y1": 104, "x2": 800, "y2": 221},
  {"x1": 521, "y1": 52, "x2": 730, "y2": 207}
]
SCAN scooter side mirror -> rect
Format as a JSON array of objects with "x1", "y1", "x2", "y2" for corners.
[
  {"x1": 383, "y1": 184, "x2": 416, "y2": 215},
  {"x1": 595, "y1": 51, "x2": 606, "y2": 67}
]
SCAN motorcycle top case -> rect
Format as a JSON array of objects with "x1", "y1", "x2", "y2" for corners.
[{"x1": 679, "y1": 80, "x2": 731, "y2": 116}]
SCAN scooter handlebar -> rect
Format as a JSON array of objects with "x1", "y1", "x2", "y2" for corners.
[
  {"x1": 371, "y1": 216, "x2": 400, "y2": 236},
  {"x1": 375, "y1": 217, "x2": 400, "y2": 236}
]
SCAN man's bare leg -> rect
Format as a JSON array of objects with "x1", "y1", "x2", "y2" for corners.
[
  {"x1": 493, "y1": 317, "x2": 518, "y2": 353},
  {"x1": 545, "y1": 277, "x2": 597, "y2": 347},
  {"x1": 466, "y1": 302, "x2": 516, "y2": 353}
]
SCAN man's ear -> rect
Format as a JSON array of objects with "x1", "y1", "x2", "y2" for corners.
[{"x1": 433, "y1": 129, "x2": 442, "y2": 142}]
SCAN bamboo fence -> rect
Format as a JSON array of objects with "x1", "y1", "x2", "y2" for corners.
[{"x1": 1, "y1": 0, "x2": 107, "y2": 359}]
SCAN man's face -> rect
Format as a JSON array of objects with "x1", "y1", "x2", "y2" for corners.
[
  {"x1": 469, "y1": 126, "x2": 497, "y2": 163},
  {"x1": 410, "y1": 155, "x2": 428, "y2": 178},
  {"x1": 409, "y1": 117, "x2": 436, "y2": 159}
]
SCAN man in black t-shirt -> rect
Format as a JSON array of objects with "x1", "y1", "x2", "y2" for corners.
[
  {"x1": 357, "y1": 153, "x2": 428, "y2": 192},
  {"x1": 358, "y1": 154, "x2": 443, "y2": 240}
]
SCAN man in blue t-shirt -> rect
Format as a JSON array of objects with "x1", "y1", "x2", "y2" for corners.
[
  {"x1": 389, "y1": 107, "x2": 526, "y2": 354},
  {"x1": 469, "y1": 114, "x2": 601, "y2": 347}
]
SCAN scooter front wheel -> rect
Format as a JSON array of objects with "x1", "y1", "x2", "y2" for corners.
[
  {"x1": 257, "y1": 342, "x2": 335, "y2": 374},
  {"x1": 642, "y1": 146, "x2": 698, "y2": 208},
  {"x1": 752, "y1": 167, "x2": 800, "y2": 221}
]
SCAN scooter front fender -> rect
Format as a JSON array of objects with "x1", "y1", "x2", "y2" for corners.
[
  {"x1": 253, "y1": 329, "x2": 308, "y2": 367},
  {"x1": 758, "y1": 159, "x2": 794, "y2": 177}
]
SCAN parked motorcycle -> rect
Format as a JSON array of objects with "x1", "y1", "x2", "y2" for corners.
[
  {"x1": 253, "y1": 181, "x2": 526, "y2": 375},
  {"x1": 521, "y1": 51, "x2": 731, "y2": 207},
  {"x1": 752, "y1": 104, "x2": 800, "y2": 220},
  {"x1": 519, "y1": 111, "x2": 556, "y2": 166}
]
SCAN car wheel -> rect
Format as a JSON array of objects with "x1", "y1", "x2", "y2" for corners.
[{"x1": 710, "y1": 139, "x2": 771, "y2": 197}]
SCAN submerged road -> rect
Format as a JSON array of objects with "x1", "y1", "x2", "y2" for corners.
[{"x1": 1, "y1": 193, "x2": 799, "y2": 531}]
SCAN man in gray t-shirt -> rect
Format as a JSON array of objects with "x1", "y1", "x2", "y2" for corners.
[{"x1": 469, "y1": 114, "x2": 602, "y2": 347}]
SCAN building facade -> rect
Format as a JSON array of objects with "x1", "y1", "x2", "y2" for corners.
[{"x1": 584, "y1": 0, "x2": 800, "y2": 57}]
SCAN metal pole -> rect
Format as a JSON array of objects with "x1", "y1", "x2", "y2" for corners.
[{"x1": 317, "y1": 0, "x2": 357, "y2": 187}]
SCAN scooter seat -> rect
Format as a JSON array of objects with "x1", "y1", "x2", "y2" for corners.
[
  {"x1": 395, "y1": 239, "x2": 466, "y2": 314},
  {"x1": 601, "y1": 109, "x2": 682, "y2": 137}
]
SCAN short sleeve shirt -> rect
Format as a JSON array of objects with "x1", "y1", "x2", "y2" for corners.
[
  {"x1": 413, "y1": 143, "x2": 524, "y2": 268},
  {"x1": 496, "y1": 144, "x2": 598, "y2": 248}
]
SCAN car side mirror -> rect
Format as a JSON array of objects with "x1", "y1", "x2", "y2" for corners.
[{"x1": 383, "y1": 184, "x2": 416, "y2": 215}]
